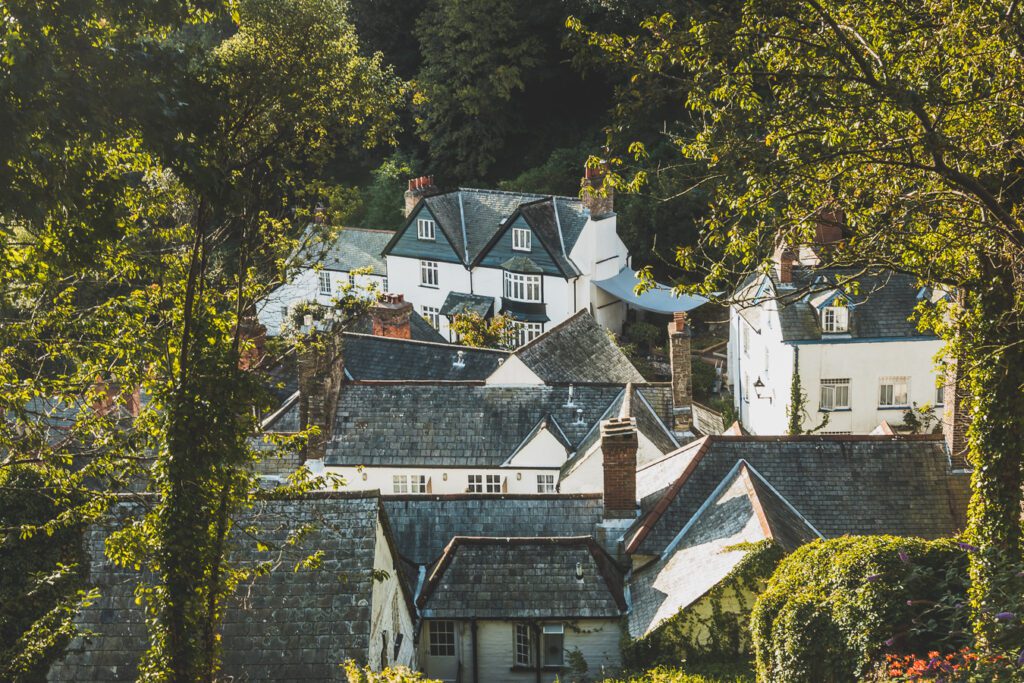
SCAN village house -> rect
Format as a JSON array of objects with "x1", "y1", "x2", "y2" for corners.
[
  {"x1": 260, "y1": 298, "x2": 702, "y2": 496},
  {"x1": 258, "y1": 226, "x2": 393, "y2": 335},
  {"x1": 728, "y1": 240, "x2": 947, "y2": 436}
]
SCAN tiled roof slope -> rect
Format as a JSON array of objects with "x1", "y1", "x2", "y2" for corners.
[
  {"x1": 419, "y1": 537, "x2": 625, "y2": 619},
  {"x1": 342, "y1": 333, "x2": 509, "y2": 381},
  {"x1": 326, "y1": 384, "x2": 624, "y2": 467},
  {"x1": 506, "y1": 198, "x2": 584, "y2": 276},
  {"x1": 421, "y1": 189, "x2": 589, "y2": 265},
  {"x1": 737, "y1": 268, "x2": 936, "y2": 341},
  {"x1": 628, "y1": 436, "x2": 969, "y2": 557},
  {"x1": 515, "y1": 311, "x2": 645, "y2": 384},
  {"x1": 627, "y1": 461, "x2": 818, "y2": 638},
  {"x1": 381, "y1": 494, "x2": 605, "y2": 566},
  {"x1": 439, "y1": 291, "x2": 495, "y2": 318},
  {"x1": 49, "y1": 493, "x2": 395, "y2": 682},
  {"x1": 297, "y1": 226, "x2": 392, "y2": 275}
]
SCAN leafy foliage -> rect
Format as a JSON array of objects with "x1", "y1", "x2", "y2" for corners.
[
  {"x1": 342, "y1": 661, "x2": 441, "y2": 682},
  {"x1": 750, "y1": 537, "x2": 971, "y2": 682},
  {"x1": 449, "y1": 313, "x2": 519, "y2": 349},
  {"x1": 597, "y1": 664, "x2": 754, "y2": 683}
]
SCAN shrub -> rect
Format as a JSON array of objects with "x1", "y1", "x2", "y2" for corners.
[
  {"x1": 750, "y1": 536, "x2": 970, "y2": 683},
  {"x1": 690, "y1": 359, "x2": 717, "y2": 401},
  {"x1": 597, "y1": 664, "x2": 754, "y2": 682},
  {"x1": 342, "y1": 661, "x2": 440, "y2": 682}
]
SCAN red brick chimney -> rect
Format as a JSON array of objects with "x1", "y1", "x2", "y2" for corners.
[
  {"x1": 773, "y1": 243, "x2": 797, "y2": 284},
  {"x1": 370, "y1": 293, "x2": 413, "y2": 339},
  {"x1": 601, "y1": 416, "x2": 638, "y2": 519},
  {"x1": 237, "y1": 317, "x2": 267, "y2": 371},
  {"x1": 297, "y1": 330, "x2": 345, "y2": 461},
  {"x1": 668, "y1": 312, "x2": 693, "y2": 431},
  {"x1": 404, "y1": 175, "x2": 436, "y2": 218},
  {"x1": 581, "y1": 164, "x2": 614, "y2": 217},
  {"x1": 813, "y1": 207, "x2": 844, "y2": 245}
]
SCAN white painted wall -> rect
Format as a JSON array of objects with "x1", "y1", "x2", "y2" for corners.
[
  {"x1": 327, "y1": 466, "x2": 565, "y2": 495},
  {"x1": 730, "y1": 300, "x2": 946, "y2": 434},
  {"x1": 559, "y1": 431, "x2": 666, "y2": 494},
  {"x1": 257, "y1": 268, "x2": 386, "y2": 335},
  {"x1": 420, "y1": 619, "x2": 623, "y2": 683},
  {"x1": 368, "y1": 520, "x2": 417, "y2": 670},
  {"x1": 485, "y1": 356, "x2": 543, "y2": 385},
  {"x1": 386, "y1": 255, "x2": 471, "y2": 339}
]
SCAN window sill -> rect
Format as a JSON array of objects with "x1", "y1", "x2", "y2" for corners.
[
  {"x1": 511, "y1": 248, "x2": 532, "y2": 253},
  {"x1": 510, "y1": 666, "x2": 564, "y2": 673},
  {"x1": 877, "y1": 405, "x2": 910, "y2": 411},
  {"x1": 818, "y1": 408, "x2": 851, "y2": 413},
  {"x1": 420, "y1": 284, "x2": 439, "y2": 289}
]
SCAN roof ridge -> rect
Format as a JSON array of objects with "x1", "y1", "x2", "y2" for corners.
[
  {"x1": 342, "y1": 331, "x2": 509, "y2": 354},
  {"x1": 456, "y1": 187, "x2": 581, "y2": 202}
]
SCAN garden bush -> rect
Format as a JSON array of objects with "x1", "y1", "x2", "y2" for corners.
[{"x1": 750, "y1": 536, "x2": 970, "y2": 683}]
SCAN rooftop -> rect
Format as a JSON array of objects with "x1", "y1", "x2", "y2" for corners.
[
  {"x1": 299, "y1": 226, "x2": 393, "y2": 276},
  {"x1": 342, "y1": 332, "x2": 509, "y2": 381}
]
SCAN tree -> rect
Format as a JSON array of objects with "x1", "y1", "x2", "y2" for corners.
[
  {"x1": 449, "y1": 313, "x2": 519, "y2": 349},
  {"x1": 414, "y1": 0, "x2": 541, "y2": 182},
  {"x1": 572, "y1": 0, "x2": 1024, "y2": 642},
  {"x1": 1, "y1": 0, "x2": 402, "y2": 678}
]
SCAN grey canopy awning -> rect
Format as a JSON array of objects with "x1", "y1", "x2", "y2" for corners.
[
  {"x1": 440, "y1": 291, "x2": 495, "y2": 318},
  {"x1": 593, "y1": 268, "x2": 708, "y2": 314}
]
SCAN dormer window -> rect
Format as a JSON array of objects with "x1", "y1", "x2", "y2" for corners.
[
  {"x1": 417, "y1": 218, "x2": 436, "y2": 240},
  {"x1": 822, "y1": 300, "x2": 849, "y2": 333},
  {"x1": 512, "y1": 227, "x2": 532, "y2": 252}
]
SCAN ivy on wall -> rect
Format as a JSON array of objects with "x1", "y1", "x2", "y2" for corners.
[{"x1": 626, "y1": 540, "x2": 785, "y2": 668}]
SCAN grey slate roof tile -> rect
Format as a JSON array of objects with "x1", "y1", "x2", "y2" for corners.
[
  {"x1": 628, "y1": 436, "x2": 969, "y2": 557},
  {"x1": 326, "y1": 384, "x2": 624, "y2": 467},
  {"x1": 381, "y1": 495, "x2": 605, "y2": 566},
  {"x1": 515, "y1": 311, "x2": 645, "y2": 384},
  {"x1": 439, "y1": 291, "x2": 495, "y2": 318},
  {"x1": 300, "y1": 227, "x2": 393, "y2": 275},
  {"x1": 48, "y1": 493, "x2": 394, "y2": 682},
  {"x1": 342, "y1": 333, "x2": 508, "y2": 381},
  {"x1": 419, "y1": 537, "x2": 625, "y2": 619}
]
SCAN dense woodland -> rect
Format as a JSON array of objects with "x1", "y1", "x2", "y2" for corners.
[{"x1": 2, "y1": 0, "x2": 1023, "y2": 681}]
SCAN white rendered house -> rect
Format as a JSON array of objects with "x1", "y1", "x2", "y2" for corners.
[
  {"x1": 728, "y1": 251, "x2": 946, "y2": 435},
  {"x1": 383, "y1": 171, "x2": 633, "y2": 344},
  {"x1": 258, "y1": 226, "x2": 392, "y2": 335}
]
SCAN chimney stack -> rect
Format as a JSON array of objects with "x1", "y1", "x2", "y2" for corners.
[
  {"x1": 773, "y1": 243, "x2": 797, "y2": 284},
  {"x1": 237, "y1": 316, "x2": 267, "y2": 371},
  {"x1": 813, "y1": 207, "x2": 844, "y2": 245},
  {"x1": 370, "y1": 293, "x2": 413, "y2": 339},
  {"x1": 942, "y1": 353, "x2": 970, "y2": 470},
  {"x1": 600, "y1": 415, "x2": 638, "y2": 519},
  {"x1": 404, "y1": 175, "x2": 436, "y2": 217},
  {"x1": 581, "y1": 164, "x2": 614, "y2": 217},
  {"x1": 668, "y1": 312, "x2": 693, "y2": 431},
  {"x1": 297, "y1": 330, "x2": 345, "y2": 461}
]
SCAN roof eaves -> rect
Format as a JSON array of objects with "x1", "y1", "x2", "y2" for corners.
[{"x1": 625, "y1": 436, "x2": 714, "y2": 555}]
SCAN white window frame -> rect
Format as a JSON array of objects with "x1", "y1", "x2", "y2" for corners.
[
  {"x1": 485, "y1": 474, "x2": 501, "y2": 493},
  {"x1": 417, "y1": 218, "x2": 436, "y2": 240},
  {"x1": 503, "y1": 271, "x2": 542, "y2": 303},
  {"x1": 541, "y1": 623, "x2": 564, "y2": 667},
  {"x1": 742, "y1": 325, "x2": 750, "y2": 356},
  {"x1": 935, "y1": 378, "x2": 946, "y2": 406},
  {"x1": 422, "y1": 305, "x2": 440, "y2": 329},
  {"x1": 822, "y1": 304, "x2": 849, "y2": 333},
  {"x1": 392, "y1": 475, "x2": 408, "y2": 494},
  {"x1": 428, "y1": 621, "x2": 455, "y2": 657},
  {"x1": 410, "y1": 474, "x2": 428, "y2": 493},
  {"x1": 536, "y1": 474, "x2": 555, "y2": 493},
  {"x1": 512, "y1": 321, "x2": 543, "y2": 347},
  {"x1": 819, "y1": 378, "x2": 851, "y2": 411},
  {"x1": 514, "y1": 623, "x2": 533, "y2": 667},
  {"x1": 512, "y1": 227, "x2": 532, "y2": 252},
  {"x1": 420, "y1": 260, "x2": 438, "y2": 287},
  {"x1": 347, "y1": 272, "x2": 356, "y2": 286},
  {"x1": 467, "y1": 474, "x2": 483, "y2": 493},
  {"x1": 879, "y1": 376, "x2": 910, "y2": 408},
  {"x1": 318, "y1": 270, "x2": 332, "y2": 295}
]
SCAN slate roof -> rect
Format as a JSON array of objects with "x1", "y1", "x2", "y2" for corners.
[
  {"x1": 300, "y1": 226, "x2": 393, "y2": 275},
  {"x1": 439, "y1": 291, "x2": 495, "y2": 318},
  {"x1": 627, "y1": 461, "x2": 819, "y2": 638},
  {"x1": 735, "y1": 268, "x2": 937, "y2": 342},
  {"x1": 341, "y1": 333, "x2": 509, "y2": 381},
  {"x1": 49, "y1": 492, "x2": 407, "y2": 681},
  {"x1": 402, "y1": 189, "x2": 590, "y2": 268},
  {"x1": 418, "y1": 537, "x2": 626, "y2": 619},
  {"x1": 626, "y1": 435, "x2": 970, "y2": 557},
  {"x1": 325, "y1": 384, "x2": 625, "y2": 467},
  {"x1": 515, "y1": 311, "x2": 646, "y2": 384},
  {"x1": 381, "y1": 494, "x2": 605, "y2": 566},
  {"x1": 511, "y1": 197, "x2": 588, "y2": 276}
]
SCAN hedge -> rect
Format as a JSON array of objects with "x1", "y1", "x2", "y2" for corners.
[{"x1": 750, "y1": 536, "x2": 969, "y2": 683}]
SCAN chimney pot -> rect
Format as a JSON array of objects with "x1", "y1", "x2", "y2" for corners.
[{"x1": 370, "y1": 292, "x2": 413, "y2": 339}]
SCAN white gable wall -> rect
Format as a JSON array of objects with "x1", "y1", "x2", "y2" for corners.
[
  {"x1": 257, "y1": 268, "x2": 386, "y2": 335},
  {"x1": 485, "y1": 355, "x2": 543, "y2": 385},
  {"x1": 369, "y1": 520, "x2": 417, "y2": 670},
  {"x1": 503, "y1": 426, "x2": 569, "y2": 468}
]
